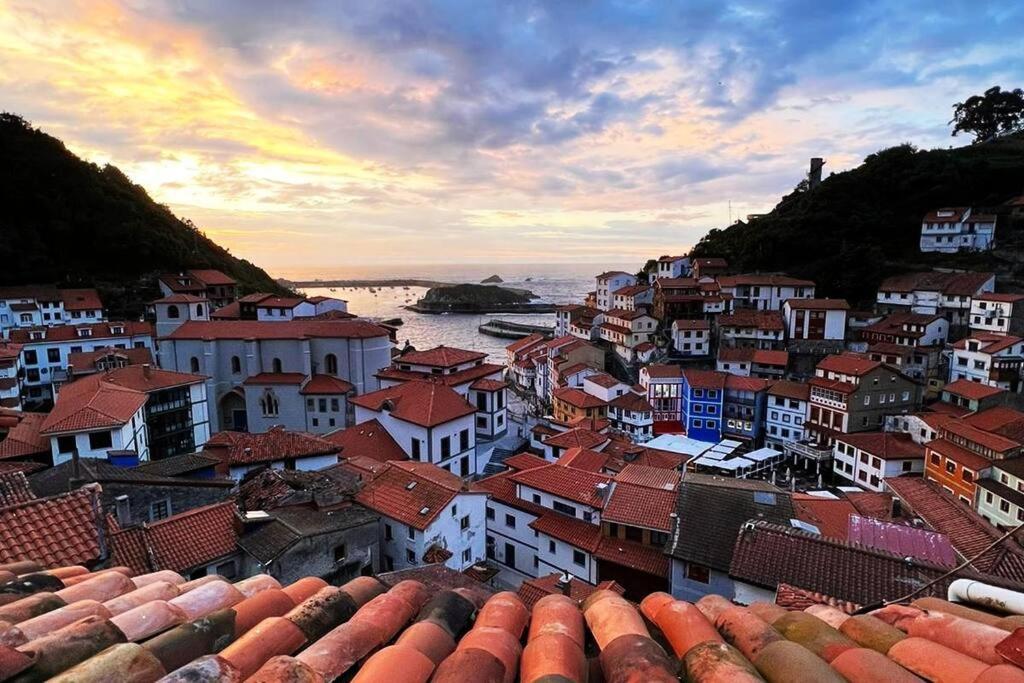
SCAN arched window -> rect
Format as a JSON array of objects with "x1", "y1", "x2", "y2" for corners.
[
  {"x1": 325, "y1": 353, "x2": 338, "y2": 376},
  {"x1": 272, "y1": 358, "x2": 283, "y2": 373},
  {"x1": 195, "y1": 303, "x2": 204, "y2": 317},
  {"x1": 231, "y1": 356, "x2": 241, "y2": 374},
  {"x1": 167, "y1": 305, "x2": 180, "y2": 319},
  {"x1": 190, "y1": 357, "x2": 200, "y2": 373},
  {"x1": 259, "y1": 390, "x2": 279, "y2": 417}
]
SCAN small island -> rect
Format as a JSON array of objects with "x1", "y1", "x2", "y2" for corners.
[
  {"x1": 407, "y1": 283, "x2": 555, "y2": 314},
  {"x1": 481, "y1": 274, "x2": 504, "y2": 283}
]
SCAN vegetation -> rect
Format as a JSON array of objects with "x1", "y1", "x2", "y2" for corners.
[
  {"x1": 951, "y1": 86, "x2": 1024, "y2": 143},
  {"x1": 0, "y1": 113, "x2": 288, "y2": 316},
  {"x1": 690, "y1": 132, "x2": 1024, "y2": 306}
]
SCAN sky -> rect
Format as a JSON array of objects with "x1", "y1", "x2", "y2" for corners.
[{"x1": 2, "y1": 1, "x2": 1022, "y2": 275}]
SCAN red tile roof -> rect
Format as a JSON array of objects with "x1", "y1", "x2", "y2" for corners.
[
  {"x1": 187, "y1": 269, "x2": 237, "y2": 286},
  {"x1": 109, "y1": 501, "x2": 239, "y2": 574},
  {"x1": 350, "y1": 380, "x2": 476, "y2": 427},
  {"x1": 66, "y1": 346, "x2": 154, "y2": 373},
  {"x1": 356, "y1": 461, "x2": 478, "y2": 529},
  {"x1": 505, "y1": 333, "x2": 546, "y2": 355},
  {"x1": 397, "y1": 345, "x2": 487, "y2": 368},
  {"x1": 545, "y1": 428, "x2": 609, "y2": 451},
  {"x1": 41, "y1": 374, "x2": 148, "y2": 434},
  {"x1": 377, "y1": 362, "x2": 504, "y2": 388},
  {"x1": 952, "y1": 332, "x2": 1022, "y2": 354},
  {"x1": 323, "y1": 419, "x2": 408, "y2": 464},
  {"x1": 926, "y1": 436, "x2": 994, "y2": 470},
  {"x1": 469, "y1": 378, "x2": 507, "y2": 392},
  {"x1": 204, "y1": 427, "x2": 340, "y2": 466},
  {"x1": 673, "y1": 319, "x2": 710, "y2": 330},
  {"x1": 510, "y1": 463, "x2": 613, "y2": 508},
  {"x1": 718, "y1": 310, "x2": 784, "y2": 331},
  {"x1": 603, "y1": 483, "x2": 676, "y2": 531},
  {"x1": 0, "y1": 471, "x2": 35, "y2": 507},
  {"x1": 817, "y1": 353, "x2": 882, "y2": 376},
  {"x1": 594, "y1": 536, "x2": 670, "y2": 576},
  {"x1": 608, "y1": 392, "x2": 654, "y2": 413},
  {"x1": 100, "y1": 365, "x2": 205, "y2": 392},
  {"x1": 682, "y1": 368, "x2": 726, "y2": 390},
  {"x1": 242, "y1": 372, "x2": 307, "y2": 385},
  {"x1": 611, "y1": 284, "x2": 651, "y2": 297},
  {"x1": 719, "y1": 274, "x2": 815, "y2": 287},
  {"x1": 964, "y1": 406, "x2": 1024, "y2": 443},
  {"x1": 0, "y1": 484, "x2": 104, "y2": 567},
  {"x1": 835, "y1": 432, "x2": 925, "y2": 460},
  {"x1": 516, "y1": 573, "x2": 624, "y2": 609},
  {"x1": 886, "y1": 477, "x2": 1024, "y2": 581},
  {"x1": 724, "y1": 375, "x2": 771, "y2": 392},
  {"x1": 152, "y1": 293, "x2": 208, "y2": 304},
  {"x1": 555, "y1": 447, "x2": 610, "y2": 473},
  {"x1": 503, "y1": 453, "x2": 548, "y2": 471},
  {"x1": 9, "y1": 321, "x2": 153, "y2": 344},
  {"x1": 879, "y1": 270, "x2": 994, "y2": 296},
  {"x1": 785, "y1": 298, "x2": 850, "y2": 310},
  {"x1": 530, "y1": 512, "x2": 602, "y2": 552},
  {"x1": 0, "y1": 411, "x2": 50, "y2": 459},
  {"x1": 300, "y1": 374, "x2": 355, "y2": 395},
  {"x1": 791, "y1": 494, "x2": 859, "y2": 540},
  {"x1": 768, "y1": 380, "x2": 810, "y2": 401},
  {"x1": 164, "y1": 319, "x2": 389, "y2": 341},
  {"x1": 59, "y1": 288, "x2": 103, "y2": 311},
  {"x1": 976, "y1": 292, "x2": 1024, "y2": 303},
  {"x1": 552, "y1": 387, "x2": 606, "y2": 409},
  {"x1": 643, "y1": 364, "x2": 684, "y2": 379},
  {"x1": 614, "y1": 464, "x2": 680, "y2": 491},
  {"x1": 944, "y1": 379, "x2": 1006, "y2": 401}
]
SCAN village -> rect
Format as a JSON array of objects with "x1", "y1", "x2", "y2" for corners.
[{"x1": 1, "y1": 198, "x2": 1024, "y2": 679}]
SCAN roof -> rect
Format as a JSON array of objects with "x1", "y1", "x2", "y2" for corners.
[
  {"x1": 163, "y1": 319, "x2": 389, "y2": 341},
  {"x1": 608, "y1": 392, "x2": 654, "y2": 413},
  {"x1": 100, "y1": 365, "x2": 205, "y2": 392},
  {"x1": 878, "y1": 270, "x2": 995, "y2": 296},
  {"x1": 847, "y1": 514, "x2": 958, "y2": 567},
  {"x1": 469, "y1": 378, "x2": 507, "y2": 392},
  {"x1": 516, "y1": 573, "x2": 623, "y2": 609},
  {"x1": 719, "y1": 348, "x2": 788, "y2": 366},
  {"x1": 0, "y1": 484, "x2": 104, "y2": 567},
  {"x1": 718, "y1": 310, "x2": 784, "y2": 331},
  {"x1": 545, "y1": 428, "x2": 609, "y2": 451},
  {"x1": 238, "y1": 504, "x2": 378, "y2": 563},
  {"x1": 187, "y1": 269, "x2": 237, "y2": 286},
  {"x1": 242, "y1": 372, "x2": 307, "y2": 386},
  {"x1": 299, "y1": 374, "x2": 355, "y2": 395},
  {"x1": 59, "y1": 288, "x2": 103, "y2": 311},
  {"x1": 555, "y1": 447, "x2": 610, "y2": 473},
  {"x1": 603, "y1": 482, "x2": 676, "y2": 531},
  {"x1": 397, "y1": 345, "x2": 487, "y2": 368},
  {"x1": 9, "y1": 320, "x2": 153, "y2": 344},
  {"x1": 41, "y1": 374, "x2": 148, "y2": 434},
  {"x1": 505, "y1": 333, "x2": 546, "y2": 355},
  {"x1": 719, "y1": 273, "x2": 815, "y2": 287},
  {"x1": 510, "y1": 463, "x2": 614, "y2": 508},
  {"x1": 237, "y1": 466, "x2": 360, "y2": 511},
  {"x1": 203, "y1": 427, "x2": 340, "y2": 466},
  {"x1": 594, "y1": 535, "x2": 670, "y2": 576},
  {"x1": 682, "y1": 368, "x2": 726, "y2": 390},
  {"x1": 66, "y1": 346, "x2": 154, "y2": 372},
  {"x1": 152, "y1": 293, "x2": 209, "y2": 304},
  {"x1": 552, "y1": 387, "x2": 606, "y2": 409},
  {"x1": 835, "y1": 432, "x2": 925, "y2": 460},
  {"x1": 952, "y1": 332, "x2": 1022, "y2": 355},
  {"x1": 323, "y1": 419, "x2": 408, "y2": 464},
  {"x1": 886, "y1": 477, "x2": 1024, "y2": 582},
  {"x1": 724, "y1": 374, "x2": 772, "y2": 392},
  {"x1": 596, "y1": 270, "x2": 633, "y2": 280},
  {"x1": 350, "y1": 380, "x2": 476, "y2": 427},
  {"x1": 943, "y1": 379, "x2": 1006, "y2": 401},
  {"x1": 673, "y1": 318, "x2": 710, "y2": 330},
  {"x1": 965, "y1": 406, "x2": 1024, "y2": 443},
  {"x1": 585, "y1": 373, "x2": 626, "y2": 389},
  {"x1": 109, "y1": 501, "x2": 239, "y2": 574},
  {"x1": 768, "y1": 379, "x2": 810, "y2": 401},
  {"x1": 923, "y1": 207, "x2": 968, "y2": 223},
  {"x1": 0, "y1": 471, "x2": 35, "y2": 507},
  {"x1": 0, "y1": 411, "x2": 50, "y2": 459},
  {"x1": 504, "y1": 453, "x2": 549, "y2": 471},
  {"x1": 667, "y1": 474, "x2": 794, "y2": 570},
  {"x1": 785, "y1": 298, "x2": 850, "y2": 310},
  {"x1": 133, "y1": 452, "x2": 222, "y2": 477},
  {"x1": 975, "y1": 292, "x2": 1024, "y2": 303},
  {"x1": 29, "y1": 457, "x2": 234, "y2": 498},
  {"x1": 817, "y1": 352, "x2": 882, "y2": 376},
  {"x1": 530, "y1": 511, "x2": 602, "y2": 551},
  {"x1": 614, "y1": 463, "x2": 680, "y2": 491},
  {"x1": 791, "y1": 493, "x2": 860, "y2": 540},
  {"x1": 355, "y1": 461, "x2": 476, "y2": 530},
  {"x1": 611, "y1": 284, "x2": 651, "y2": 297},
  {"x1": 642, "y1": 364, "x2": 684, "y2": 379}
]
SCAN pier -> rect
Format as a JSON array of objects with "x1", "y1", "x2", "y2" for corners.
[{"x1": 478, "y1": 319, "x2": 555, "y2": 340}]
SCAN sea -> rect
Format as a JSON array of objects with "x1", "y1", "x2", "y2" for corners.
[{"x1": 276, "y1": 263, "x2": 634, "y2": 360}]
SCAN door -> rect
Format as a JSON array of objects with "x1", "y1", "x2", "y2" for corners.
[
  {"x1": 504, "y1": 543, "x2": 516, "y2": 569},
  {"x1": 232, "y1": 409, "x2": 248, "y2": 432}
]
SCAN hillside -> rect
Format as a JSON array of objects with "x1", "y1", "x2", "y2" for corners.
[
  {"x1": 691, "y1": 134, "x2": 1024, "y2": 305},
  {"x1": 0, "y1": 114, "x2": 288, "y2": 316}
]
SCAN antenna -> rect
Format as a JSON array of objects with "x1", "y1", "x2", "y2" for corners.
[{"x1": 728, "y1": 200, "x2": 732, "y2": 225}]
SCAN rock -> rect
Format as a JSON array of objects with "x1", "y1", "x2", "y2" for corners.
[{"x1": 481, "y1": 274, "x2": 504, "y2": 283}]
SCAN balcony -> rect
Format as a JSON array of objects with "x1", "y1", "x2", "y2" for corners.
[{"x1": 784, "y1": 439, "x2": 833, "y2": 462}]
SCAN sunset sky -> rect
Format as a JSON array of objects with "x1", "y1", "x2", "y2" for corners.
[{"x1": 2, "y1": 1, "x2": 1022, "y2": 273}]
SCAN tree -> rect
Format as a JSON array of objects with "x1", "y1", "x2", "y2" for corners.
[{"x1": 950, "y1": 86, "x2": 1024, "y2": 143}]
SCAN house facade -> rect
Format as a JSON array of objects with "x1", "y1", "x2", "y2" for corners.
[
  {"x1": 765, "y1": 380, "x2": 809, "y2": 449},
  {"x1": 681, "y1": 370, "x2": 726, "y2": 443},
  {"x1": 876, "y1": 271, "x2": 995, "y2": 326},
  {"x1": 595, "y1": 272, "x2": 637, "y2": 311},
  {"x1": 718, "y1": 274, "x2": 815, "y2": 311},
  {"x1": 717, "y1": 310, "x2": 785, "y2": 350},
  {"x1": 833, "y1": 432, "x2": 925, "y2": 492},
  {"x1": 671, "y1": 319, "x2": 710, "y2": 357},
  {"x1": 950, "y1": 333, "x2": 1024, "y2": 393},
  {"x1": 920, "y1": 207, "x2": 997, "y2": 253},
  {"x1": 970, "y1": 293, "x2": 1024, "y2": 336},
  {"x1": 782, "y1": 298, "x2": 848, "y2": 341},
  {"x1": 0, "y1": 286, "x2": 105, "y2": 336}
]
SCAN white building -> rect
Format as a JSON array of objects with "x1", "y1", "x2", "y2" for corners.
[
  {"x1": 765, "y1": 380, "x2": 809, "y2": 449},
  {"x1": 977, "y1": 459, "x2": 1024, "y2": 529},
  {"x1": 607, "y1": 392, "x2": 654, "y2": 442},
  {"x1": 950, "y1": 333, "x2": 1024, "y2": 393},
  {"x1": 970, "y1": 293, "x2": 1024, "y2": 336},
  {"x1": 151, "y1": 294, "x2": 211, "y2": 338},
  {"x1": 40, "y1": 374, "x2": 149, "y2": 465},
  {"x1": 10, "y1": 321, "x2": 155, "y2": 404},
  {"x1": 920, "y1": 207, "x2": 997, "y2": 253},
  {"x1": 0, "y1": 286, "x2": 105, "y2": 336},
  {"x1": 718, "y1": 275, "x2": 815, "y2": 311},
  {"x1": 351, "y1": 379, "x2": 479, "y2": 477},
  {"x1": 782, "y1": 299, "x2": 849, "y2": 342},
  {"x1": 655, "y1": 255, "x2": 690, "y2": 280},
  {"x1": 157, "y1": 318, "x2": 392, "y2": 432},
  {"x1": 672, "y1": 319, "x2": 710, "y2": 357},
  {"x1": 0, "y1": 342, "x2": 22, "y2": 409},
  {"x1": 598, "y1": 309, "x2": 657, "y2": 362},
  {"x1": 876, "y1": 271, "x2": 996, "y2": 326},
  {"x1": 595, "y1": 272, "x2": 637, "y2": 311},
  {"x1": 832, "y1": 432, "x2": 924, "y2": 492},
  {"x1": 717, "y1": 348, "x2": 788, "y2": 380},
  {"x1": 157, "y1": 270, "x2": 238, "y2": 310},
  {"x1": 611, "y1": 285, "x2": 653, "y2": 312},
  {"x1": 233, "y1": 294, "x2": 349, "y2": 321},
  {"x1": 356, "y1": 461, "x2": 488, "y2": 573},
  {"x1": 473, "y1": 455, "x2": 548, "y2": 583},
  {"x1": 717, "y1": 310, "x2": 785, "y2": 350},
  {"x1": 582, "y1": 373, "x2": 632, "y2": 403}
]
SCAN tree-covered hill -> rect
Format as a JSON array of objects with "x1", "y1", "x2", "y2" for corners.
[
  {"x1": 691, "y1": 133, "x2": 1024, "y2": 306},
  {"x1": 0, "y1": 114, "x2": 288, "y2": 315}
]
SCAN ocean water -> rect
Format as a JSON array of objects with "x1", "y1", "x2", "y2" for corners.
[{"x1": 279, "y1": 263, "x2": 634, "y2": 360}]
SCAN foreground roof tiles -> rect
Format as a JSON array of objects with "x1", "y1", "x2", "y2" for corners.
[{"x1": 0, "y1": 484, "x2": 104, "y2": 567}]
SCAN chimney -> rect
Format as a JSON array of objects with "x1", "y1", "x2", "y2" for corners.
[
  {"x1": 808, "y1": 158, "x2": 825, "y2": 189},
  {"x1": 555, "y1": 571, "x2": 573, "y2": 595},
  {"x1": 142, "y1": 363, "x2": 151, "y2": 379}
]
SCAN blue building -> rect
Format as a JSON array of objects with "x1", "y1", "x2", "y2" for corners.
[
  {"x1": 680, "y1": 369, "x2": 725, "y2": 443},
  {"x1": 723, "y1": 375, "x2": 770, "y2": 447}
]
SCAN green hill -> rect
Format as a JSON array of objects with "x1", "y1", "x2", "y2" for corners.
[
  {"x1": 0, "y1": 113, "x2": 288, "y2": 316},
  {"x1": 691, "y1": 134, "x2": 1024, "y2": 305}
]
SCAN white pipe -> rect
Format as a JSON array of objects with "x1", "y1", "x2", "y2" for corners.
[{"x1": 948, "y1": 578, "x2": 1024, "y2": 615}]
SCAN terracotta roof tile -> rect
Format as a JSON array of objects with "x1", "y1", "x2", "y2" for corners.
[
  {"x1": 109, "y1": 501, "x2": 239, "y2": 574},
  {"x1": 66, "y1": 346, "x2": 154, "y2": 373},
  {"x1": 551, "y1": 387, "x2": 606, "y2": 409},
  {"x1": 0, "y1": 471, "x2": 35, "y2": 507},
  {"x1": 398, "y1": 345, "x2": 487, "y2": 368},
  {"x1": 0, "y1": 484, "x2": 104, "y2": 567},
  {"x1": 164, "y1": 319, "x2": 389, "y2": 341},
  {"x1": 9, "y1": 321, "x2": 153, "y2": 344},
  {"x1": 517, "y1": 573, "x2": 624, "y2": 609},
  {"x1": 555, "y1": 447, "x2": 609, "y2": 473},
  {"x1": 300, "y1": 374, "x2": 355, "y2": 394},
  {"x1": 944, "y1": 379, "x2": 1006, "y2": 401},
  {"x1": 785, "y1": 298, "x2": 850, "y2": 310},
  {"x1": 324, "y1": 419, "x2": 408, "y2": 464},
  {"x1": 351, "y1": 381, "x2": 476, "y2": 427},
  {"x1": 594, "y1": 536, "x2": 670, "y2": 576},
  {"x1": 614, "y1": 464, "x2": 680, "y2": 490},
  {"x1": 603, "y1": 482, "x2": 676, "y2": 531},
  {"x1": 718, "y1": 310, "x2": 784, "y2": 331},
  {"x1": 768, "y1": 380, "x2": 810, "y2": 401},
  {"x1": 836, "y1": 432, "x2": 925, "y2": 460},
  {"x1": 510, "y1": 463, "x2": 614, "y2": 508},
  {"x1": 502, "y1": 453, "x2": 548, "y2": 471},
  {"x1": 0, "y1": 411, "x2": 50, "y2": 460},
  {"x1": 817, "y1": 353, "x2": 882, "y2": 376},
  {"x1": 879, "y1": 270, "x2": 994, "y2": 296},
  {"x1": 355, "y1": 461, "x2": 478, "y2": 530},
  {"x1": 204, "y1": 427, "x2": 339, "y2": 466},
  {"x1": 40, "y1": 374, "x2": 148, "y2": 434},
  {"x1": 530, "y1": 512, "x2": 602, "y2": 552}
]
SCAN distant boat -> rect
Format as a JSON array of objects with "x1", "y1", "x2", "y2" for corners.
[
  {"x1": 368, "y1": 287, "x2": 376, "y2": 293},
  {"x1": 329, "y1": 288, "x2": 337, "y2": 292}
]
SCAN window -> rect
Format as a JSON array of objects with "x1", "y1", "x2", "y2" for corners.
[
  {"x1": 23, "y1": 349, "x2": 37, "y2": 365},
  {"x1": 459, "y1": 429, "x2": 470, "y2": 451},
  {"x1": 259, "y1": 390, "x2": 279, "y2": 417},
  {"x1": 47, "y1": 348, "x2": 60, "y2": 363},
  {"x1": 1001, "y1": 499, "x2": 1011, "y2": 513},
  {"x1": 406, "y1": 549, "x2": 416, "y2": 564},
  {"x1": 945, "y1": 461, "x2": 957, "y2": 474},
  {"x1": 325, "y1": 354, "x2": 338, "y2": 375},
  {"x1": 902, "y1": 461, "x2": 913, "y2": 472},
  {"x1": 319, "y1": 398, "x2": 327, "y2": 412},
  {"x1": 552, "y1": 501, "x2": 576, "y2": 516},
  {"x1": 57, "y1": 435, "x2": 76, "y2": 453},
  {"x1": 190, "y1": 357, "x2": 200, "y2": 373},
  {"x1": 411, "y1": 439, "x2": 421, "y2": 461},
  {"x1": 330, "y1": 398, "x2": 339, "y2": 412},
  {"x1": 384, "y1": 523, "x2": 393, "y2": 540},
  {"x1": 572, "y1": 550, "x2": 586, "y2": 567},
  {"x1": 88, "y1": 431, "x2": 112, "y2": 450},
  {"x1": 460, "y1": 515, "x2": 470, "y2": 530},
  {"x1": 195, "y1": 303, "x2": 204, "y2": 316},
  {"x1": 505, "y1": 514, "x2": 516, "y2": 529},
  {"x1": 930, "y1": 453, "x2": 940, "y2": 465},
  {"x1": 462, "y1": 548, "x2": 472, "y2": 564},
  {"x1": 149, "y1": 499, "x2": 171, "y2": 521},
  {"x1": 231, "y1": 356, "x2": 241, "y2": 373},
  {"x1": 548, "y1": 540, "x2": 556, "y2": 553},
  {"x1": 486, "y1": 506, "x2": 495, "y2": 520},
  {"x1": 686, "y1": 563, "x2": 710, "y2": 584},
  {"x1": 272, "y1": 358, "x2": 283, "y2": 373},
  {"x1": 333, "y1": 544, "x2": 347, "y2": 562},
  {"x1": 167, "y1": 305, "x2": 180, "y2": 319},
  {"x1": 532, "y1": 494, "x2": 541, "y2": 504},
  {"x1": 407, "y1": 526, "x2": 416, "y2": 540},
  {"x1": 440, "y1": 436, "x2": 451, "y2": 459}
]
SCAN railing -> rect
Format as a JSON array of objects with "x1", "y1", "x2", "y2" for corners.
[{"x1": 783, "y1": 440, "x2": 833, "y2": 462}]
